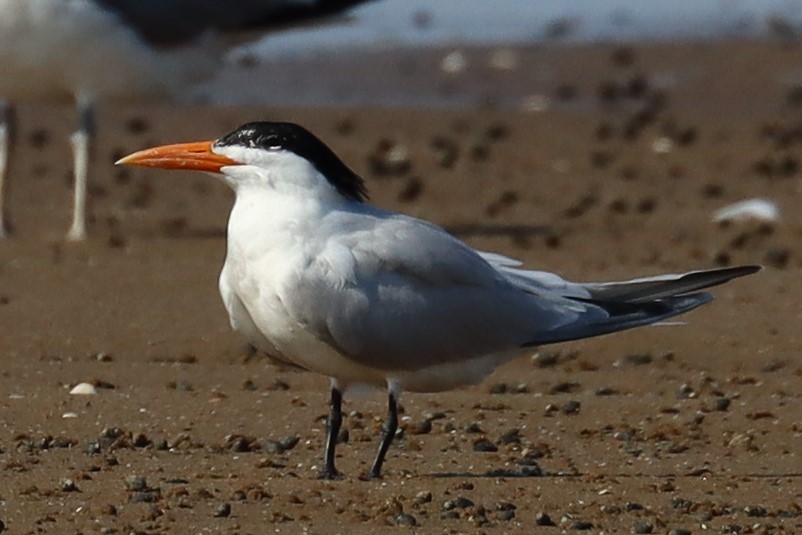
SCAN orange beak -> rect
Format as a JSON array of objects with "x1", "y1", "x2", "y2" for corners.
[{"x1": 115, "y1": 141, "x2": 239, "y2": 173}]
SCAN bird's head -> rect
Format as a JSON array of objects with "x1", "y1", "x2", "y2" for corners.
[{"x1": 116, "y1": 121, "x2": 368, "y2": 202}]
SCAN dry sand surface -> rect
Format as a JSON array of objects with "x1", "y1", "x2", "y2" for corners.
[{"x1": 0, "y1": 41, "x2": 800, "y2": 533}]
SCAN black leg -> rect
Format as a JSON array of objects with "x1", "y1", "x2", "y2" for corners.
[
  {"x1": 319, "y1": 386, "x2": 342, "y2": 479},
  {"x1": 368, "y1": 391, "x2": 399, "y2": 479},
  {"x1": 0, "y1": 100, "x2": 16, "y2": 238}
]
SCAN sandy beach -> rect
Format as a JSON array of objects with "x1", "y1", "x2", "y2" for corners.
[{"x1": 0, "y1": 40, "x2": 799, "y2": 533}]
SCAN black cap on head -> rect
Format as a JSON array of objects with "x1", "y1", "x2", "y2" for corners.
[{"x1": 215, "y1": 121, "x2": 368, "y2": 202}]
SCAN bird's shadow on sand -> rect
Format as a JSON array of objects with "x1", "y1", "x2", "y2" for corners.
[{"x1": 427, "y1": 467, "x2": 549, "y2": 479}]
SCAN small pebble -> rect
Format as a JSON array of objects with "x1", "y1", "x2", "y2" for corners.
[
  {"x1": 472, "y1": 438, "x2": 498, "y2": 452},
  {"x1": 536, "y1": 512, "x2": 556, "y2": 526},
  {"x1": 615, "y1": 353, "x2": 653, "y2": 366},
  {"x1": 394, "y1": 513, "x2": 417, "y2": 526},
  {"x1": 60, "y1": 479, "x2": 78, "y2": 492},
  {"x1": 262, "y1": 435, "x2": 300, "y2": 454},
  {"x1": 713, "y1": 397, "x2": 731, "y2": 411},
  {"x1": 633, "y1": 519, "x2": 654, "y2": 533},
  {"x1": 99, "y1": 504, "x2": 117, "y2": 516},
  {"x1": 668, "y1": 530, "x2": 692, "y2": 535},
  {"x1": 129, "y1": 491, "x2": 157, "y2": 503},
  {"x1": 498, "y1": 510, "x2": 515, "y2": 521},
  {"x1": 532, "y1": 352, "x2": 559, "y2": 368},
  {"x1": 414, "y1": 491, "x2": 432, "y2": 505},
  {"x1": 595, "y1": 386, "x2": 619, "y2": 396},
  {"x1": 124, "y1": 475, "x2": 148, "y2": 492},
  {"x1": 407, "y1": 419, "x2": 432, "y2": 435},
  {"x1": 213, "y1": 502, "x2": 231, "y2": 518},
  {"x1": 572, "y1": 520, "x2": 594, "y2": 530},
  {"x1": 676, "y1": 384, "x2": 696, "y2": 399},
  {"x1": 499, "y1": 428, "x2": 522, "y2": 445},
  {"x1": 562, "y1": 400, "x2": 581, "y2": 414},
  {"x1": 443, "y1": 497, "x2": 474, "y2": 510},
  {"x1": 744, "y1": 505, "x2": 768, "y2": 517}
]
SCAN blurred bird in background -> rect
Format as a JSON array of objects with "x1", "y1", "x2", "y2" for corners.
[{"x1": 0, "y1": 0, "x2": 371, "y2": 239}]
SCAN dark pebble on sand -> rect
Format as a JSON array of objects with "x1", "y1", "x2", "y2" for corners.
[
  {"x1": 132, "y1": 433, "x2": 151, "y2": 448},
  {"x1": 550, "y1": 381, "x2": 581, "y2": 394},
  {"x1": 395, "y1": 513, "x2": 417, "y2": 526},
  {"x1": 430, "y1": 136, "x2": 459, "y2": 168},
  {"x1": 369, "y1": 139, "x2": 411, "y2": 177},
  {"x1": 562, "y1": 400, "x2": 581, "y2": 415},
  {"x1": 262, "y1": 435, "x2": 300, "y2": 454},
  {"x1": 498, "y1": 509, "x2": 516, "y2": 521},
  {"x1": 744, "y1": 505, "x2": 768, "y2": 517},
  {"x1": 213, "y1": 502, "x2": 232, "y2": 518},
  {"x1": 125, "y1": 117, "x2": 150, "y2": 135},
  {"x1": 129, "y1": 491, "x2": 157, "y2": 503},
  {"x1": 415, "y1": 491, "x2": 432, "y2": 505},
  {"x1": 397, "y1": 177, "x2": 424, "y2": 203},
  {"x1": 443, "y1": 497, "x2": 474, "y2": 511},
  {"x1": 668, "y1": 529, "x2": 692, "y2": 535},
  {"x1": 612, "y1": 46, "x2": 636, "y2": 67},
  {"x1": 28, "y1": 128, "x2": 50, "y2": 149},
  {"x1": 713, "y1": 397, "x2": 731, "y2": 411},
  {"x1": 473, "y1": 438, "x2": 498, "y2": 452},
  {"x1": 764, "y1": 247, "x2": 790, "y2": 269},
  {"x1": 59, "y1": 479, "x2": 78, "y2": 492},
  {"x1": 633, "y1": 520, "x2": 654, "y2": 533},
  {"x1": 499, "y1": 428, "x2": 522, "y2": 445},
  {"x1": 616, "y1": 353, "x2": 653, "y2": 366},
  {"x1": 407, "y1": 419, "x2": 432, "y2": 435},
  {"x1": 572, "y1": 520, "x2": 594, "y2": 530},
  {"x1": 124, "y1": 475, "x2": 148, "y2": 492},
  {"x1": 595, "y1": 386, "x2": 619, "y2": 396},
  {"x1": 676, "y1": 384, "x2": 696, "y2": 399},
  {"x1": 536, "y1": 512, "x2": 556, "y2": 526}
]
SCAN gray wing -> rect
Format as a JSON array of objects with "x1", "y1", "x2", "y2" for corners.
[
  {"x1": 277, "y1": 213, "x2": 594, "y2": 372},
  {"x1": 278, "y1": 211, "x2": 759, "y2": 370},
  {"x1": 94, "y1": 0, "x2": 371, "y2": 46}
]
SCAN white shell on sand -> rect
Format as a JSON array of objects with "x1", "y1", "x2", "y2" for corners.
[
  {"x1": 713, "y1": 198, "x2": 779, "y2": 223},
  {"x1": 69, "y1": 382, "x2": 97, "y2": 395}
]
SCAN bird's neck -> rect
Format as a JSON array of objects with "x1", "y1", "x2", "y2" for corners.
[{"x1": 225, "y1": 187, "x2": 338, "y2": 260}]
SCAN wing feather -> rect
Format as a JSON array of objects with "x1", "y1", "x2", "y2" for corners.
[{"x1": 277, "y1": 213, "x2": 589, "y2": 370}]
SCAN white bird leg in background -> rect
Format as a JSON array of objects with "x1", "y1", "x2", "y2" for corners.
[
  {"x1": 0, "y1": 0, "x2": 373, "y2": 239},
  {"x1": 116, "y1": 121, "x2": 761, "y2": 479},
  {"x1": 66, "y1": 98, "x2": 94, "y2": 241},
  {"x1": 0, "y1": 100, "x2": 14, "y2": 238}
]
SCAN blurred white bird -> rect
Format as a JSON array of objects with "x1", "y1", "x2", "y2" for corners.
[
  {"x1": 118, "y1": 121, "x2": 759, "y2": 479},
  {"x1": 0, "y1": 0, "x2": 369, "y2": 239}
]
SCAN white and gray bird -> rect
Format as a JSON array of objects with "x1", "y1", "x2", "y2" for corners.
[
  {"x1": 118, "y1": 121, "x2": 759, "y2": 479},
  {"x1": 0, "y1": 0, "x2": 368, "y2": 239}
]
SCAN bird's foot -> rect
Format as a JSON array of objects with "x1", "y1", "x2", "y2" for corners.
[
  {"x1": 358, "y1": 469, "x2": 383, "y2": 481},
  {"x1": 317, "y1": 467, "x2": 342, "y2": 480},
  {"x1": 66, "y1": 223, "x2": 86, "y2": 241}
]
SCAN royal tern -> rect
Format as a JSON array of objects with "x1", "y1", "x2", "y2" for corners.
[
  {"x1": 118, "y1": 121, "x2": 760, "y2": 479},
  {"x1": 0, "y1": 0, "x2": 368, "y2": 239}
]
